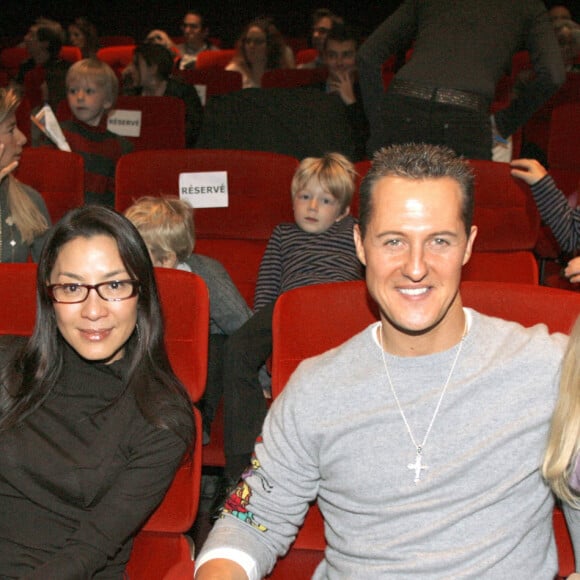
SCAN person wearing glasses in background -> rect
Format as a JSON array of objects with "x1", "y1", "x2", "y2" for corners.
[
  {"x1": 0, "y1": 206, "x2": 194, "y2": 577},
  {"x1": 176, "y1": 9, "x2": 218, "y2": 70},
  {"x1": 299, "y1": 8, "x2": 343, "y2": 70},
  {"x1": 226, "y1": 17, "x2": 292, "y2": 89}
]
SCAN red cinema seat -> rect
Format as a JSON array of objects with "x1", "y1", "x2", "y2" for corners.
[
  {"x1": 58, "y1": 95, "x2": 187, "y2": 151},
  {"x1": 16, "y1": 147, "x2": 84, "y2": 222},
  {"x1": 176, "y1": 68, "x2": 242, "y2": 101},
  {"x1": 195, "y1": 49, "x2": 236, "y2": 70},
  {"x1": 115, "y1": 149, "x2": 299, "y2": 307},
  {"x1": 261, "y1": 68, "x2": 327, "y2": 89}
]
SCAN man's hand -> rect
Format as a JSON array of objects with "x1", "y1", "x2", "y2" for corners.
[{"x1": 327, "y1": 71, "x2": 356, "y2": 105}]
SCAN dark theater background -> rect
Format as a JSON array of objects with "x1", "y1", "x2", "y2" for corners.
[{"x1": 2, "y1": 1, "x2": 406, "y2": 46}]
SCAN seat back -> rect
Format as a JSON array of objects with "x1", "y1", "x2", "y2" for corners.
[
  {"x1": 115, "y1": 149, "x2": 299, "y2": 306},
  {"x1": 96, "y1": 45, "x2": 136, "y2": 77},
  {"x1": 296, "y1": 48, "x2": 318, "y2": 66},
  {"x1": 58, "y1": 95, "x2": 186, "y2": 151},
  {"x1": 195, "y1": 49, "x2": 235, "y2": 70},
  {"x1": 548, "y1": 101, "x2": 580, "y2": 171},
  {"x1": 261, "y1": 68, "x2": 327, "y2": 89},
  {"x1": 176, "y1": 68, "x2": 242, "y2": 101},
  {"x1": 270, "y1": 280, "x2": 580, "y2": 569},
  {"x1": 15, "y1": 147, "x2": 85, "y2": 223}
]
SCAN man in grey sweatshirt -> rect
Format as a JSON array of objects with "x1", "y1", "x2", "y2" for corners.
[{"x1": 195, "y1": 143, "x2": 572, "y2": 579}]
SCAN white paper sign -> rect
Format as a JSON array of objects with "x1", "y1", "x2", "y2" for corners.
[
  {"x1": 107, "y1": 109, "x2": 142, "y2": 137},
  {"x1": 179, "y1": 171, "x2": 229, "y2": 208},
  {"x1": 194, "y1": 84, "x2": 207, "y2": 106}
]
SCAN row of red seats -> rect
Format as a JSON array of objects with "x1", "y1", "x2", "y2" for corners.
[{"x1": 17, "y1": 147, "x2": 570, "y2": 305}]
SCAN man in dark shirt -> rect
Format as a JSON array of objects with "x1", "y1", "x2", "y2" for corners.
[{"x1": 357, "y1": 0, "x2": 565, "y2": 159}]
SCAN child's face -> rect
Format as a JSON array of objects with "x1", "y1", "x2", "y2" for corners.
[
  {"x1": 293, "y1": 177, "x2": 348, "y2": 234},
  {"x1": 67, "y1": 77, "x2": 111, "y2": 127}
]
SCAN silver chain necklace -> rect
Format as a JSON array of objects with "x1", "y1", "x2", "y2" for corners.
[{"x1": 378, "y1": 322, "x2": 467, "y2": 484}]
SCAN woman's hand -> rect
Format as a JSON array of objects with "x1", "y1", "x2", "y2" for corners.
[
  {"x1": 0, "y1": 143, "x2": 18, "y2": 181},
  {"x1": 510, "y1": 158, "x2": 548, "y2": 185}
]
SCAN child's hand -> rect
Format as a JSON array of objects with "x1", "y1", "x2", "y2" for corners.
[
  {"x1": 0, "y1": 143, "x2": 18, "y2": 181},
  {"x1": 510, "y1": 158, "x2": 548, "y2": 185},
  {"x1": 564, "y1": 256, "x2": 580, "y2": 284}
]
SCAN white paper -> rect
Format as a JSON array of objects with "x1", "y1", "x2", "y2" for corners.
[
  {"x1": 31, "y1": 105, "x2": 71, "y2": 152},
  {"x1": 107, "y1": 109, "x2": 142, "y2": 137},
  {"x1": 179, "y1": 171, "x2": 228, "y2": 208}
]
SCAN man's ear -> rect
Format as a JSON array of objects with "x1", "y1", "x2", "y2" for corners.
[{"x1": 462, "y1": 225, "x2": 478, "y2": 266}]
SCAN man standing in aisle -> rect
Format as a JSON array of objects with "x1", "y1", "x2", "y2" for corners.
[{"x1": 357, "y1": 1, "x2": 565, "y2": 159}]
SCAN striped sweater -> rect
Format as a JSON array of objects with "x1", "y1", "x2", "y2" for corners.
[
  {"x1": 254, "y1": 214, "x2": 363, "y2": 311},
  {"x1": 61, "y1": 117, "x2": 133, "y2": 207},
  {"x1": 531, "y1": 174, "x2": 579, "y2": 253}
]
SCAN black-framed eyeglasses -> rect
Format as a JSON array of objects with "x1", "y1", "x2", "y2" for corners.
[
  {"x1": 182, "y1": 22, "x2": 201, "y2": 30},
  {"x1": 47, "y1": 280, "x2": 140, "y2": 304}
]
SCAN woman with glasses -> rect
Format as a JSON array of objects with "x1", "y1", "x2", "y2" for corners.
[
  {"x1": 0, "y1": 205, "x2": 195, "y2": 577},
  {"x1": 0, "y1": 88, "x2": 51, "y2": 263},
  {"x1": 226, "y1": 17, "x2": 293, "y2": 88}
]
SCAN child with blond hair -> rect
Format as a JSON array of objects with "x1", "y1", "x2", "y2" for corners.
[
  {"x1": 222, "y1": 152, "x2": 363, "y2": 482},
  {"x1": 61, "y1": 58, "x2": 133, "y2": 207},
  {"x1": 125, "y1": 196, "x2": 252, "y2": 441}
]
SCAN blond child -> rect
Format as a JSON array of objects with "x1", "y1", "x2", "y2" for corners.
[
  {"x1": 222, "y1": 152, "x2": 363, "y2": 482},
  {"x1": 125, "y1": 196, "x2": 252, "y2": 441},
  {"x1": 61, "y1": 58, "x2": 133, "y2": 207}
]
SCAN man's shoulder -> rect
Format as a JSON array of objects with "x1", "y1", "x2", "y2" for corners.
[{"x1": 470, "y1": 309, "x2": 568, "y2": 358}]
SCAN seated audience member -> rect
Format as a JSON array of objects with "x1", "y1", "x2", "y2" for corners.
[
  {"x1": 298, "y1": 7, "x2": 343, "y2": 69},
  {"x1": 221, "y1": 153, "x2": 363, "y2": 482},
  {"x1": 176, "y1": 9, "x2": 219, "y2": 70},
  {"x1": 0, "y1": 205, "x2": 194, "y2": 577},
  {"x1": 554, "y1": 16, "x2": 580, "y2": 71},
  {"x1": 311, "y1": 24, "x2": 369, "y2": 160},
  {"x1": 68, "y1": 17, "x2": 99, "y2": 59},
  {"x1": 549, "y1": 3, "x2": 575, "y2": 24},
  {"x1": 12, "y1": 18, "x2": 69, "y2": 111},
  {"x1": 60, "y1": 59, "x2": 133, "y2": 207},
  {"x1": 195, "y1": 143, "x2": 570, "y2": 579},
  {"x1": 127, "y1": 43, "x2": 203, "y2": 147},
  {"x1": 226, "y1": 18, "x2": 292, "y2": 89},
  {"x1": 511, "y1": 157, "x2": 580, "y2": 283},
  {"x1": 0, "y1": 88, "x2": 51, "y2": 262},
  {"x1": 124, "y1": 196, "x2": 252, "y2": 442}
]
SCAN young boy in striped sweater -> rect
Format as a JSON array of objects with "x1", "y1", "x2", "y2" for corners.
[{"x1": 222, "y1": 152, "x2": 364, "y2": 483}]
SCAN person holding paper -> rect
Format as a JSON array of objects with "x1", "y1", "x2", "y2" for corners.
[
  {"x1": 59, "y1": 59, "x2": 133, "y2": 207},
  {"x1": 0, "y1": 88, "x2": 51, "y2": 262}
]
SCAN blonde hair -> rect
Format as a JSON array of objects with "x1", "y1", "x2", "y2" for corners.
[
  {"x1": 542, "y1": 316, "x2": 580, "y2": 506},
  {"x1": 291, "y1": 152, "x2": 357, "y2": 214},
  {"x1": 124, "y1": 196, "x2": 195, "y2": 263},
  {"x1": 0, "y1": 88, "x2": 49, "y2": 245},
  {"x1": 66, "y1": 58, "x2": 119, "y2": 107}
]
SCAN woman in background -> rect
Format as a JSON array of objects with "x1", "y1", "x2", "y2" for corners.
[{"x1": 0, "y1": 88, "x2": 51, "y2": 262}]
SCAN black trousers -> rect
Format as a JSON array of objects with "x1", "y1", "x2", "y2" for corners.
[
  {"x1": 367, "y1": 92, "x2": 492, "y2": 160},
  {"x1": 222, "y1": 302, "x2": 275, "y2": 479}
]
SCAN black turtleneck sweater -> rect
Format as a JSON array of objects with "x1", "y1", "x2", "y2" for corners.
[{"x1": 0, "y1": 340, "x2": 187, "y2": 579}]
